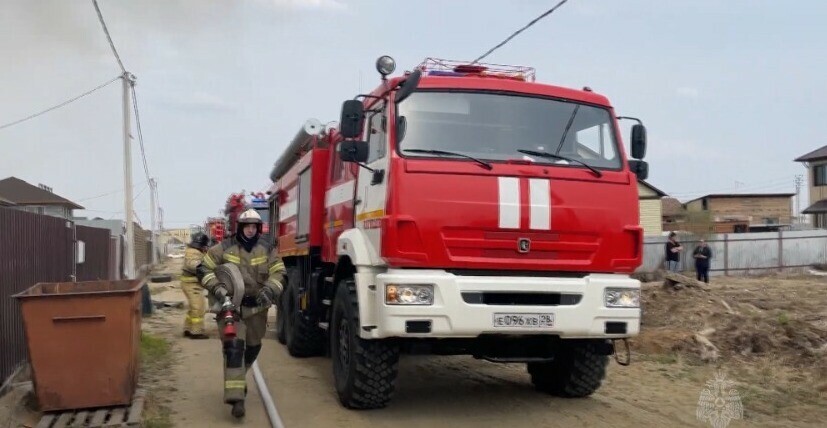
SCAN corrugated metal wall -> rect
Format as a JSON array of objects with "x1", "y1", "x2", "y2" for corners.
[
  {"x1": 637, "y1": 229, "x2": 827, "y2": 275},
  {"x1": 109, "y1": 236, "x2": 121, "y2": 280},
  {"x1": 0, "y1": 208, "x2": 73, "y2": 384},
  {"x1": 0, "y1": 209, "x2": 114, "y2": 385},
  {"x1": 76, "y1": 225, "x2": 112, "y2": 281}
]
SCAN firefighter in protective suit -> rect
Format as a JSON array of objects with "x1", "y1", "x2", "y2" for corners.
[
  {"x1": 180, "y1": 232, "x2": 210, "y2": 339},
  {"x1": 199, "y1": 209, "x2": 285, "y2": 418}
]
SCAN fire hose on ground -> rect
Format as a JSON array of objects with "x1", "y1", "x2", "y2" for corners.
[{"x1": 253, "y1": 360, "x2": 286, "y2": 428}]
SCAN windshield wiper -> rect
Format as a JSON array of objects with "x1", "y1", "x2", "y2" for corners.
[
  {"x1": 553, "y1": 105, "x2": 580, "y2": 154},
  {"x1": 517, "y1": 149, "x2": 603, "y2": 177},
  {"x1": 403, "y1": 149, "x2": 493, "y2": 170}
]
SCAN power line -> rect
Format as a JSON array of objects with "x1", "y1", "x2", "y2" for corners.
[
  {"x1": 92, "y1": 0, "x2": 126, "y2": 72},
  {"x1": 132, "y1": 182, "x2": 148, "y2": 202},
  {"x1": 76, "y1": 180, "x2": 147, "y2": 202},
  {"x1": 130, "y1": 85, "x2": 151, "y2": 180},
  {"x1": 0, "y1": 76, "x2": 121, "y2": 131},
  {"x1": 472, "y1": 0, "x2": 571, "y2": 64}
]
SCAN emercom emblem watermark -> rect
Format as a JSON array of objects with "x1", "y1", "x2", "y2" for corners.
[{"x1": 696, "y1": 370, "x2": 744, "y2": 428}]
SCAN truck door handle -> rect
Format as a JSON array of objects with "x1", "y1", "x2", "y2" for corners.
[{"x1": 52, "y1": 315, "x2": 106, "y2": 323}]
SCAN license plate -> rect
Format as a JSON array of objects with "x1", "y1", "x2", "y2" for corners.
[{"x1": 492, "y1": 313, "x2": 555, "y2": 328}]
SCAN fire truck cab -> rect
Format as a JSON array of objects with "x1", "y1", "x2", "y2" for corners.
[{"x1": 268, "y1": 57, "x2": 649, "y2": 409}]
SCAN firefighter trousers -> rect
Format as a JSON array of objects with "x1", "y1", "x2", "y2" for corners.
[
  {"x1": 181, "y1": 280, "x2": 206, "y2": 335},
  {"x1": 217, "y1": 307, "x2": 268, "y2": 403}
]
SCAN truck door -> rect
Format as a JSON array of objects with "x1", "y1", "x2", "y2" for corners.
[
  {"x1": 354, "y1": 101, "x2": 388, "y2": 262},
  {"x1": 324, "y1": 138, "x2": 358, "y2": 262}
]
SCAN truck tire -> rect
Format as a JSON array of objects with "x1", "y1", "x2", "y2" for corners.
[
  {"x1": 284, "y1": 268, "x2": 325, "y2": 357},
  {"x1": 331, "y1": 279, "x2": 400, "y2": 409},
  {"x1": 149, "y1": 274, "x2": 172, "y2": 283},
  {"x1": 276, "y1": 292, "x2": 287, "y2": 345},
  {"x1": 527, "y1": 340, "x2": 609, "y2": 398}
]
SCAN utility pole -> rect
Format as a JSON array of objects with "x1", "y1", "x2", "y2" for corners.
[
  {"x1": 123, "y1": 72, "x2": 136, "y2": 279},
  {"x1": 795, "y1": 175, "x2": 803, "y2": 224},
  {"x1": 149, "y1": 178, "x2": 158, "y2": 264}
]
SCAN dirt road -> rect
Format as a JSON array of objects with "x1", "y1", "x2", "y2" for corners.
[
  {"x1": 143, "y1": 260, "x2": 826, "y2": 427},
  {"x1": 147, "y1": 309, "x2": 687, "y2": 428}
]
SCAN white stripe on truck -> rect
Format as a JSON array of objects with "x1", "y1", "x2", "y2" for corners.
[
  {"x1": 529, "y1": 178, "x2": 551, "y2": 230},
  {"x1": 498, "y1": 177, "x2": 520, "y2": 229},
  {"x1": 325, "y1": 180, "x2": 355, "y2": 208}
]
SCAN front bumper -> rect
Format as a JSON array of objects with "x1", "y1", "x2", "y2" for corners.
[{"x1": 366, "y1": 269, "x2": 640, "y2": 339}]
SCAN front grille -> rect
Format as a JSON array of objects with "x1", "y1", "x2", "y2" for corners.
[
  {"x1": 441, "y1": 228, "x2": 599, "y2": 263},
  {"x1": 462, "y1": 292, "x2": 582, "y2": 306}
]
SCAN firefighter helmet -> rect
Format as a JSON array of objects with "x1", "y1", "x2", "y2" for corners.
[
  {"x1": 237, "y1": 209, "x2": 262, "y2": 225},
  {"x1": 190, "y1": 232, "x2": 209, "y2": 248}
]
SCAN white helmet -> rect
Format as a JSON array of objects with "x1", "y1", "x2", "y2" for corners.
[{"x1": 237, "y1": 208, "x2": 262, "y2": 225}]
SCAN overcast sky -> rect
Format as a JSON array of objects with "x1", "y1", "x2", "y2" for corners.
[{"x1": 1, "y1": 0, "x2": 825, "y2": 228}]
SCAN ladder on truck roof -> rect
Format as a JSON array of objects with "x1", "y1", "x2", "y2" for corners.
[{"x1": 417, "y1": 57, "x2": 536, "y2": 82}]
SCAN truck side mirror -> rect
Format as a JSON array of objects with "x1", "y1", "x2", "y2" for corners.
[
  {"x1": 631, "y1": 124, "x2": 647, "y2": 159},
  {"x1": 629, "y1": 160, "x2": 649, "y2": 180},
  {"x1": 340, "y1": 140, "x2": 369, "y2": 163},
  {"x1": 339, "y1": 100, "x2": 365, "y2": 139}
]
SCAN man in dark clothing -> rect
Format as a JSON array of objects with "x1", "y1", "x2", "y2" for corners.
[
  {"x1": 693, "y1": 239, "x2": 712, "y2": 283},
  {"x1": 665, "y1": 232, "x2": 683, "y2": 272}
]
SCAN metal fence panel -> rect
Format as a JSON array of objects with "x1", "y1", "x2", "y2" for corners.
[
  {"x1": 0, "y1": 208, "x2": 72, "y2": 384},
  {"x1": 639, "y1": 230, "x2": 827, "y2": 275},
  {"x1": 76, "y1": 225, "x2": 112, "y2": 281}
]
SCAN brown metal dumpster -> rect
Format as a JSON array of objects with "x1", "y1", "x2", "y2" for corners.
[{"x1": 13, "y1": 279, "x2": 143, "y2": 411}]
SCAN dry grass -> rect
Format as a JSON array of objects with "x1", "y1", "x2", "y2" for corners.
[
  {"x1": 140, "y1": 332, "x2": 174, "y2": 428},
  {"x1": 634, "y1": 275, "x2": 827, "y2": 421}
]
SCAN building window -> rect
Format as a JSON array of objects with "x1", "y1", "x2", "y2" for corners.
[
  {"x1": 814, "y1": 165, "x2": 827, "y2": 186},
  {"x1": 702, "y1": 198, "x2": 708, "y2": 210}
]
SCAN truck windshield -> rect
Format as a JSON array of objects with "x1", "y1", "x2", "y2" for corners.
[{"x1": 396, "y1": 91, "x2": 622, "y2": 170}]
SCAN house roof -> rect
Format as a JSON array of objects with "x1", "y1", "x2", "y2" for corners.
[
  {"x1": 0, "y1": 196, "x2": 16, "y2": 206},
  {"x1": 0, "y1": 177, "x2": 83, "y2": 209},
  {"x1": 795, "y1": 145, "x2": 827, "y2": 162},
  {"x1": 661, "y1": 197, "x2": 684, "y2": 216},
  {"x1": 638, "y1": 180, "x2": 668, "y2": 197},
  {"x1": 683, "y1": 193, "x2": 795, "y2": 205},
  {"x1": 803, "y1": 199, "x2": 827, "y2": 214}
]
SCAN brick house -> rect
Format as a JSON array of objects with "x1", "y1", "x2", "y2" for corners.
[{"x1": 683, "y1": 193, "x2": 794, "y2": 233}]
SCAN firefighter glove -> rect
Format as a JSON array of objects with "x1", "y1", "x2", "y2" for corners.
[
  {"x1": 257, "y1": 287, "x2": 276, "y2": 308},
  {"x1": 214, "y1": 284, "x2": 229, "y2": 300}
]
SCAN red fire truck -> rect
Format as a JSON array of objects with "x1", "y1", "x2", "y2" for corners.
[
  {"x1": 207, "y1": 192, "x2": 272, "y2": 244},
  {"x1": 267, "y1": 57, "x2": 649, "y2": 409},
  {"x1": 205, "y1": 217, "x2": 226, "y2": 243}
]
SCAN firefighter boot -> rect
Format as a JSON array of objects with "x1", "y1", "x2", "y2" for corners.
[
  {"x1": 222, "y1": 338, "x2": 247, "y2": 404},
  {"x1": 231, "y1": 400, "x2": 245, "y2": 418},
  {"x1": 244, "y1": 344, "x2": 262, "y2": 370}
]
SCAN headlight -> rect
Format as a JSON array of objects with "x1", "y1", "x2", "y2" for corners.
[
  {"x1": 604, "y1": 288, "x2": 640, "y2": 308},
  {"x1": 386, "y1": 284, "x2": 434, "y2": 305},
  {"x1": 376, "y1": 55, "x2": 396, "y2": 76}
]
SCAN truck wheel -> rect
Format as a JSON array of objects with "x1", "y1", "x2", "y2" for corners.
[
  {"x1": 527, "y1": 340, "x2": 609, "y2": 398},
  {"x1": 331, "y1": 279, "x2": 399, "y2": 409},
  {"x1": 284, "y1": 268, "x2": 325, "y2": 357},
  {"x1": 276, "y1": 292, "x2": 287, "y2": 345}
]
